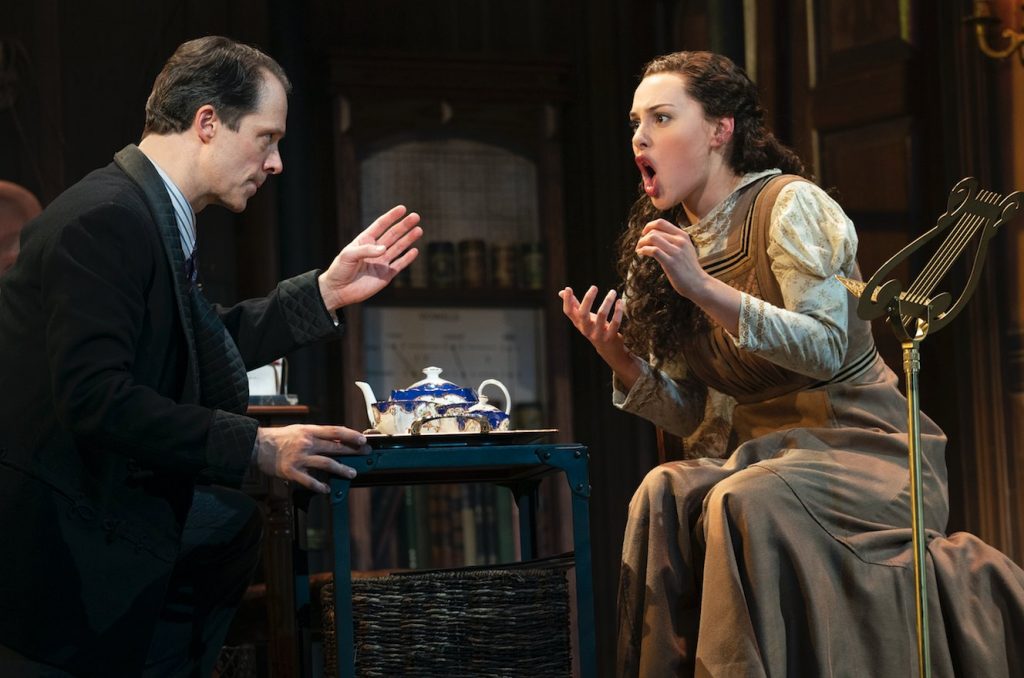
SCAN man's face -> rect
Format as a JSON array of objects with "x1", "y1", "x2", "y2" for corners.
[{"x1": 202, "y1": 73, "x2": 287, "y2": 212}]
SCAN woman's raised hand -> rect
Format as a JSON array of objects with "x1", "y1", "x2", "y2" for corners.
[
  {"x1": 560, "y1": 285, "x2": 624, "y2": 351},
  {"x1": 636, "y1": 218, "x2": 742, "y2": 336},
  {"x1": 635, "y1": 218, "x2": 709, "y2": 300},
  {"x1": 559, "y1": 285, "x2": 642, "y2": 388}
]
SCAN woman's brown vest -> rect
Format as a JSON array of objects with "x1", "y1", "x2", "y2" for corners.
[{"x1": 681, "y1": 174, "x2": 879, "y2": 405}]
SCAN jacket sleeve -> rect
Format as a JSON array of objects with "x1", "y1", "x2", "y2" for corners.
[{"x1": 214, "y1": 269, "x2": 345, "y2": 371}]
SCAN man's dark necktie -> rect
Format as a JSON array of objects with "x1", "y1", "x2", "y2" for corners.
[
  {"x1": 184, "y1": 247, "x2": 199, "y2": 286},
  {"x1": 185, "y1": 247, "x2": 249, "y2": 414}
]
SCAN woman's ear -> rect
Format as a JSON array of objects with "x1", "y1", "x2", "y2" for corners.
[{"x1": 711, "y1": 116, "x2": 735, "y2": 148}]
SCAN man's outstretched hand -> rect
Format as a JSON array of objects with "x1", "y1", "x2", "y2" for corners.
[{"x1": 318, "y1": 204, "x2": 422, "y2": 310}]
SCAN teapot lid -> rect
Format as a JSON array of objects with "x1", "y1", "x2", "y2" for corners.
[
  {"x1": 391, "y1": 367, "x2": 476, "y2": 401},
  {"x1": 408, "y1": 366, "x2": 453, "y2": 388}
]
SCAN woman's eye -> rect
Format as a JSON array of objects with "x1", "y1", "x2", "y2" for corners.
[
  {"x1": 628, "y1": 120, "x2": 640, "y2": 132},
  {"x1": 655, "y1": 114, "x2": 670, "y2": 124}
]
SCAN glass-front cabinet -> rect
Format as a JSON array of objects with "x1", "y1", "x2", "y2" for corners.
[{"x1": 329, "y1": 55, "x2": 574, "y2": 571}]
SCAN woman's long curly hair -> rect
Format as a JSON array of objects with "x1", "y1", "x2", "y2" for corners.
[{"x1": 617, "y1": 51, "x2": 808, "y2": 368}]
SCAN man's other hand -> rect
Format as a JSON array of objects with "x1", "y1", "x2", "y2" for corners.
[{"x1": 255, "y1": 424, "x2": 371, "y2": 494}]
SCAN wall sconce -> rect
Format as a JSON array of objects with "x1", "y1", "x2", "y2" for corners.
[{"x1": 964, "y1": 0, "x2": 1024, "y2": 63}]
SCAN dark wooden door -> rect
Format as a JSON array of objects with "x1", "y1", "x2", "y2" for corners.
[{"x1": 757, "y1": 0, "x2": 1020, "y2": 562}]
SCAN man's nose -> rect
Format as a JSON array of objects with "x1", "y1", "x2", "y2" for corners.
[{"x1": 265, "y1": 150, "x2": 283, "y2": 175}]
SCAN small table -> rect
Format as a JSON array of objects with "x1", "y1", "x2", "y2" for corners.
[{"x1": 328, "y1": 439, "x2": 595, "y2": 677}]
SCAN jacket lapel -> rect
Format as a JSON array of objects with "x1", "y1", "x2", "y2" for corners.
[{"x1": 113, "y1": 144, "x2": 201, "y2": 404}]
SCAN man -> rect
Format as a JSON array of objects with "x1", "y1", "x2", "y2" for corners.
[
  {"x1": 0, "y1": 180, "x2": 42, "y2": 274},
  {"x1": 0, "y1": 36, "x2": 422, "y2": 676}
]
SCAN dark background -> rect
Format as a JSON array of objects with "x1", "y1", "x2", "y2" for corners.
[{"x1": 3, "y1": 1, "x2": 1022, "y2": 674}]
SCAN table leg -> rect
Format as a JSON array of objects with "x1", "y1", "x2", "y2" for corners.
[
  {"x1": 544, "y1": 447, "x2": 596, "y2": 678},
  {"x1": 508, "y1": 480, "x2": 540, "y2": 560},
  {"x1": 292, "y1": 493, "x2": 312, "y2": 678},
  {"x1": 265, "y1": 478, "x2": 299, "y2": 678},
  {"x1": 568, "y1": 475, "x2": 596, "y2": 678},
  {"x1": 329, "y1": 479, "x2": 356, "y2": 678}
]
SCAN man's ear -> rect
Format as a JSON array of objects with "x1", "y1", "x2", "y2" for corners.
[
  {"x1": 195, "y1": 105, "x2": 218, "y2": 143},
  {"x1": 711, "y1": 116, "x2": 735, "y2": 148}
]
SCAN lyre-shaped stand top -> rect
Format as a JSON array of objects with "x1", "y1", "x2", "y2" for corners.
[{"x1": 837, "y1": 177, "x2": 1022, "y2": 341}]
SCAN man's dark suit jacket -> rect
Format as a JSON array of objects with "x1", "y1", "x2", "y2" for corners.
[{"x1": 0, "y1": 145, "x2": 343, "y2": 675}]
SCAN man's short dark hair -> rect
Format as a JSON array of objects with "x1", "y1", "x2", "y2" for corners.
[{"x1": 143, "y1": 35, "x2": 291, "y2": 136}]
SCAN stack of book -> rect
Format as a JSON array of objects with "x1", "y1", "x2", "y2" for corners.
[{"x1": 395, "y1": 483, "x2": 519, "y2": 569}]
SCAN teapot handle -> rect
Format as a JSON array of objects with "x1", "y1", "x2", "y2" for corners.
[{"x1": 477, "y1": 379, "x2": 511, "y2": 414}]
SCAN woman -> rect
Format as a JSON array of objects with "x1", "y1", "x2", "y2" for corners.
[{"x1": 561, "y1": 51, "x2": 1024, "y2": 677}]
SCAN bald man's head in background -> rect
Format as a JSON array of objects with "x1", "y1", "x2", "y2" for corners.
[{"x1": 0, "y1": 181, "x2": 42, "y2": 273}]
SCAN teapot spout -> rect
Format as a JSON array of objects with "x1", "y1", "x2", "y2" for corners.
[{"x1": 354, "y1": 381, "x2": 378, "y2": 429}]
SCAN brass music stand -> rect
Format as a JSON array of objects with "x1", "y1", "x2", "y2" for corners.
[{"x1": 837, "y1": 177, "x2": 1022, "y2": 678}]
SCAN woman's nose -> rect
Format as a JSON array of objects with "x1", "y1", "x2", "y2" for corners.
[{"x1": 632, "y1": 124, "x2": 648, "y2": 150}]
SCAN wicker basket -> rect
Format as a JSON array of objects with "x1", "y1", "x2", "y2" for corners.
[
  {"x1": 212, "y1": 643, "x2": 258, "y2": 678},
  {"x1": 321, "y1": 563, "x2": 572, "y2": 677}
]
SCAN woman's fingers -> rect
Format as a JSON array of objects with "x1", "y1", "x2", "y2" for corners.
[
  {"x1": 610, "y1": 298, "x2": 624, "y2": 332},
  {"x1": 578, "y1": 285, "x2": 599, "y2": 316},
  {"x1": 637, "y1": 244, "x2": 671, "y2": 268},
  {"x1": 641, "y1": 218, "x2": 682, "y2": 236},
  {"x1": 561, "y1": 285, "x2": 623, "y2": 345},
  {"x1": 637, "y1": 229, "x2": 688, "y2": 255},
  {"x1": 595, "y1": 288, "x2": 617, "y2": 322},
  {"x1": 559, "y1": 287, "x2": 578, "y2": 316},
  {"x1": 560, "y1": 286, "x2": 596, "y2": 329}
]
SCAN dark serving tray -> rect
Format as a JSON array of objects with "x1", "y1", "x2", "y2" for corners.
[{"x1": 364, "y1": 429, "x2": 558, "y2": 449}]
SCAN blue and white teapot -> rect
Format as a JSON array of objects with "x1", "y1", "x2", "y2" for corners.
[{"x1": 355, "y1": 366, "x2": 511, "y2": 435}]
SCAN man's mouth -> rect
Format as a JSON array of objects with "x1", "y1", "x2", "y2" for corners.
[{"x1": 636, "y1": 156, "x2": 658, "y2": 197}]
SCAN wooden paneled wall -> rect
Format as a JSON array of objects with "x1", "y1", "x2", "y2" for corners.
[
  {"x1": 760, "y1": 0, "x2": 1022, "y2": 564},
  {"x1": 991, "y1": 0, "x2": 1024, "y2": 567}
]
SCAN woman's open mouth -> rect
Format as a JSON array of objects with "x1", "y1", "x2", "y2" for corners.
[{"x1": 636, "y1": 156, "x2": 658, "y2": 197}]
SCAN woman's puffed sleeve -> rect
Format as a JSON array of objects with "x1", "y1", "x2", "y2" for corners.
[{"x1": 732, "y1": 182, "x2": 859, "y2": 380}]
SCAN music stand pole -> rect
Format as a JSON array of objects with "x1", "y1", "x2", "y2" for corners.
[{"x1": 901, "y1": 338, "x2": 930, "y2": 678}]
